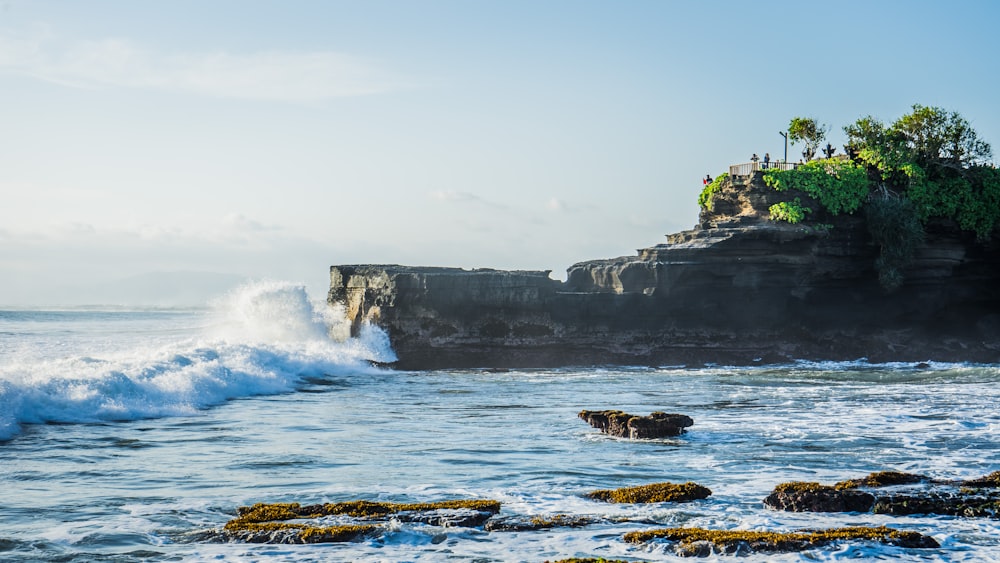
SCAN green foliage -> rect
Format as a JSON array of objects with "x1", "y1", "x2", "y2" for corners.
[
  {"x1": 866, "y1": 194, "x2": 925, "y2": 291},
  {"x1": 844, "y1": 105, "x2": 999, "y2": 240},
  {"x1": 763, "y1": 158, "x2": 869, "y2": 215},
  {"x1": 769, "y1": 198, "x2": 812, "y2": 224},
  {"x1": 697, "y1": 173, "x2": 727, "y2": 211},
  {"x1": 788, "y1": 117, "x2": 828, "y2": 161}
]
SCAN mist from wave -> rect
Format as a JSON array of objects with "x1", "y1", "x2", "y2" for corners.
[{"x1": 0, "y1": 280, "x2": 395, "y2": 441}]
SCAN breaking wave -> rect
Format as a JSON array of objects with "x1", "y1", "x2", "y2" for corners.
[{"x1": 0, "y1": 280, "x2": 396, "y2": 441}]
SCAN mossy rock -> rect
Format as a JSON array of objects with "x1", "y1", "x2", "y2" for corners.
[
  {"x1": 767, "y1": 471, "x2": 1000, "y2": 517},
  {"x1": 224, "y1": 498, "x2": 502, "y2": 544},
  {"x1": 232, "y1": 499, "x2": 501, "y2": 523},
  {"x1": 764, "y1": 482, "x2": 875, "y2": 513},
  {"x1": 623, "y1": 526, "x2": 939, "y2": 555},
  {"x1": 835, "y1": 471, "x2": 926, "y2": 490},
  {"x1": 586, "y1": 482, "x2": 711, "y2": 504},
  {"x1": 962, "y1": 471, "x2": 1000, "y2": 488},
  {"x1": 223, "y1": 522, "x2": 377, "y2": 544},
  {"x1": 486, "y1": 514, "x2": 595, "y2": 532}
]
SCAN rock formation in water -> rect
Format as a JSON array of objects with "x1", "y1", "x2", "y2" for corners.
[
  {"x1": 578, "y1": 410, "x2": 693, "y2": 439},
  {"x1": 328, "y1": 171, "x2": 1000, "y2": 369}
]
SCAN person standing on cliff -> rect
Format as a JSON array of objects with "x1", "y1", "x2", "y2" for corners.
[
  {"x1": 763, "y1": 153, "x2": 770, "y2": 169},
  {"x1": 704, "y1": 174, "x2": 713, "y2": 185}
]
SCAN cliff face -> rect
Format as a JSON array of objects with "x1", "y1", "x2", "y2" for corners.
[{"x1": 329, "y1": 173, "x2": 1000, "y2": 369}]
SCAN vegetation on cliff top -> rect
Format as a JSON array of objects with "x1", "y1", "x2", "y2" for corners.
[{"x1": 702, "y1": 104, "x2": 999, "y2": 289}]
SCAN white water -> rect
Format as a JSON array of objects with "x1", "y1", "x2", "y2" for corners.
[
  {"x1": 1, "y1": 281, "x2": 999, "y2": 561},
  {"x1": 0, "y1": 280, "x2": 395, "y2": 442}
]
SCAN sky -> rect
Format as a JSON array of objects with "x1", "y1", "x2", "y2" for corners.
[{"x1": 2, "y1": 0, "x2": 999, "y2": 305}]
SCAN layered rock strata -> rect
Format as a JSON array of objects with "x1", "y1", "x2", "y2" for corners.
[{"x1": 329, "y1": 172, "x2": 1000, "y2": 369}]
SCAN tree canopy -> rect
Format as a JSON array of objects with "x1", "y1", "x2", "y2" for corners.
[
  {"x1": 788, "y1": 117, "x2": 828, "y2": 161},
  {"x1": 751, "y1": 105, "x2": 998, "y2": 290}
]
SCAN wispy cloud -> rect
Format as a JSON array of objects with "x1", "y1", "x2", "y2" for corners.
[
  {"x1": 0, "y1": 28, "x2": 407, "y2": 101},
  {"x1": 428, "y1": 190, "x2": 509, "y2": 209},
  {"x1": 545, "y1": 197, "x2": 596, "y2": 213}
]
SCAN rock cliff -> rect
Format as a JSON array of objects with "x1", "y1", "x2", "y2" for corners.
[{"x1": 329, "y1": 172, "x2": 1000, "y2": 369}]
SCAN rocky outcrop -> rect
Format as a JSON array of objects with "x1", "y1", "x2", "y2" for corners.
[
  {"x1": 764, "y1": 471, "x2": 1000, "y2": 517},
  {"x1": 586, "y1": 482, "x2": 712, "y2": 504},
  {"x1": 623, "y1": 526, "x2": 940, "y2": 555},
  {"x1": 578, "y1": 410, "x2": 693, "y2": 439},
  {"x1": 329, "y1": 172, "x2": 1000, "y2": 369}
]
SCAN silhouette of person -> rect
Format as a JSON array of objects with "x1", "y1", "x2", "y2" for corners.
[
  {"x1": 704, "y1": 174, "x2": 713, "y2": 185},
  {"x1": 763, "y1": 153, "x2": 770, "y2": 169}
]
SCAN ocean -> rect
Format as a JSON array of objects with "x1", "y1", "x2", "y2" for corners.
[{"x1": 1, "y1": 280, "x2": 999, "y2": 562}]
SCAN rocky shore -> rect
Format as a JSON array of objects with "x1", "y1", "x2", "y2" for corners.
[{"x1": 328, "y1": 171, "x2": 1000, "y2": 369}]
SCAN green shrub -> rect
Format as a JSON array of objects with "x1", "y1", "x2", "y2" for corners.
[
  {"x1": 769, "y1": 198, "x2": 812, "y2": 224},
  {"x1": 698, "y1": 173, "x2": 728, "y2": 211},
  {"x1": 763, "y1": 158, "x2": 869, "y2": 215}
]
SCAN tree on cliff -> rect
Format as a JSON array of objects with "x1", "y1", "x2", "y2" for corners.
[
  {"x1": 788, "y1": 117, "x2": 828, "y2": 162},
  {"x1": 844, "y1": 104, "x2": 999, "y2": 241},
  {"x1": 759, "y1": 105, "x2": 999, "y2": 291}
]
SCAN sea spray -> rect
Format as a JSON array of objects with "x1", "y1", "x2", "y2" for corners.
[{"x1": 0, "y1": 280, "x2": 395, "y2": 441}]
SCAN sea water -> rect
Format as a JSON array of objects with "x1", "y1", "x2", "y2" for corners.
[{"x1": 1, "y1": 280, "x2": 999, "y2": 562}]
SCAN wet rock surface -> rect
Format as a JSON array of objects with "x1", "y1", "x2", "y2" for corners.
[
  {"x1": 586, "y1": 482, "x2": 712, "y2": 504},
  {"x1": 623, "y1": 525, "x2": 940, "y2": 556},
  {"x1": 765, "y1": 471, "x2": 1000, "y2": 517},
  {"x1": 214, "y1": 499, "x2": 502, "y2": 544},
  {"x1": 578, "y1": 409, "x2": 693, "y2": 439}
]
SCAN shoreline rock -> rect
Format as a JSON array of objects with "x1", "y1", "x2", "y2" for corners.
[
  {"x1": 764, "y1": 471, "x2": 1000, "y2": 517},
  {"x1": 623, "y1": 525, "x2": 939, "y2": 555}
]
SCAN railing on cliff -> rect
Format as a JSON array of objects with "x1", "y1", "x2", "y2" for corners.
[{"x1": 729, "y1": 161, "x2": 798, "y2": 177}]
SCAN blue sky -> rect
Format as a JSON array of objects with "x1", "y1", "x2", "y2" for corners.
[{"x1": 2, "y1": 0, "x2": 998, "y2": 305}]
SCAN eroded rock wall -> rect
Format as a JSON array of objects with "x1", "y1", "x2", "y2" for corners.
[{"x1": 329, "y1": 174, "x2": 1000, "y2": 369}]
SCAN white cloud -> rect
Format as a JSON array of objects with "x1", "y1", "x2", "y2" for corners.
[
  {"x1": 545, "y1": 196, "x2": 595, "y2": 213},
  {"x1": 428, "y1": 190, "x2": 509, "y2": 209},
  {"x1": 0, "y1": 29, "x2": 406, "y2": 101}
]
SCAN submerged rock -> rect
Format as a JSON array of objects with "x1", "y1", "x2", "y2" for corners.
[
  {"x1": 586, "y1": 482, "x2": 711, "y2": 504},
  {"x1": 484, "y1": 514, "x2": 595, "y2": 532},
  {"x1": 623, "y1": 525, "x2": 939, "y2": 555},
  {"x1": 579, "y1": 410, "x2": 693, "y2": 439}
]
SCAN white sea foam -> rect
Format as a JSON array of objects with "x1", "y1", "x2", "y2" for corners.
[{"x1": 0, "y1": 280, "x2": 395, "y2": 441}]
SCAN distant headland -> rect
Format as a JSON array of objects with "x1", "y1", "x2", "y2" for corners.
[{"x1": 328, "y1": 105, "x2": 1000, "y2": 369}]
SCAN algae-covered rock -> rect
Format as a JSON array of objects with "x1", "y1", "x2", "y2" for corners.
[
  {"x1": 962, "y1": 471, "x2": 1000, "y2": 488},
  {"x1": 586, "y1": 482, "x2": 711, "y2": 504},
  {"x1": 623, "y1": 525, "x2": 939, "y2": 555},
  {"x1": 223, "y1": 522, "x2": 376, "y2": 544},
  {"x1": 221, "y1": 498, "x2": 502, "y2": 544},
  {"x1": 834, "y1": 471, "x2": 926, "y2": 490},
  {"x1": 873, "y1": 492, "x2": 1000, "y2": 517},
  {"x1": 579, "y1": 410, "x2": 693, "y2": 439},
  {"x1": 485, "y1": 514, "x2": 595, "y2": 532},
  {"x1": 763, "y1": 481, "x2": 875, "y2": 512},
  {"x1": 766, "y1": 470, "x2": 1000, "y2": 518}
]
